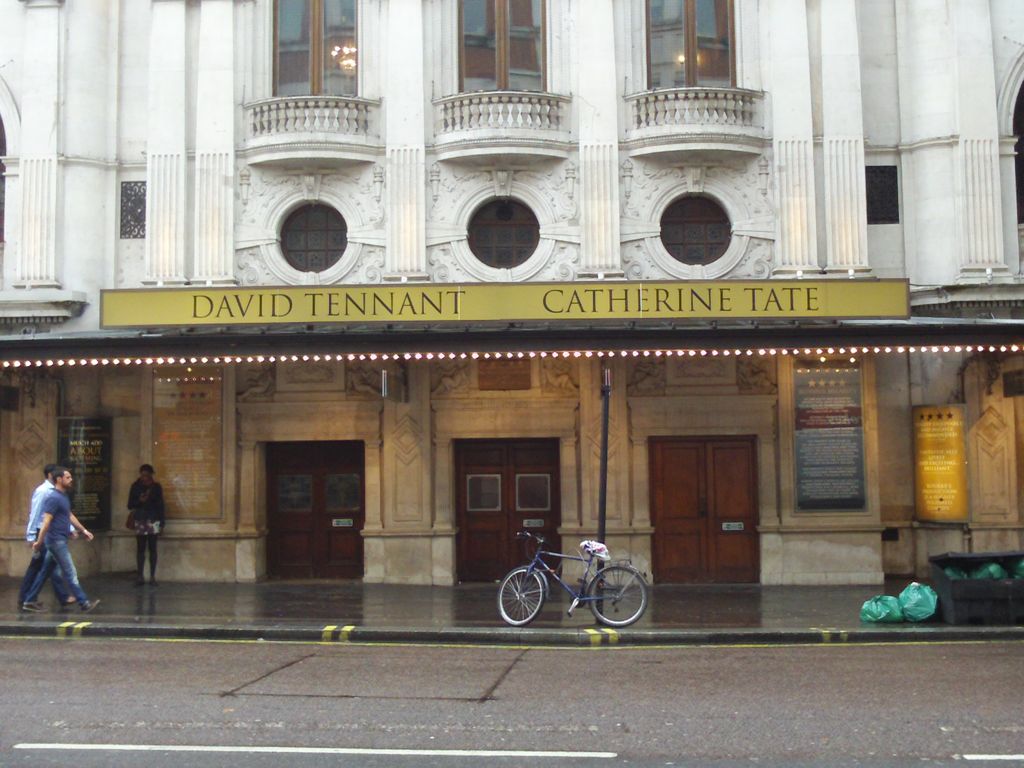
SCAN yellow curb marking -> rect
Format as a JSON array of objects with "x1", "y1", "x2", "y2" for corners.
[
  {"x1": 56, "y1": 621, "x2": 91, "y2": 639},
  {"x1": 601, "y1": 628, "x2": 619, "y2": 645},
  {"x1": 321, "y1": 624, "x2": 356, "y2": 642},
  {"x1": 583, "y1": 629, "x2": 604, "y2": 646},
  {"x1": 817, "y1": 629, "x2": 850, "y2": 643}
]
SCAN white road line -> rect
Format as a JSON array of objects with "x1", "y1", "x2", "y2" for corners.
[
  {"x1": 962, "y1": 757, "x2": 1024, "y2": 762},
  {"x1": 14, "y1": 743, "x2": 617, "y2": 759}
]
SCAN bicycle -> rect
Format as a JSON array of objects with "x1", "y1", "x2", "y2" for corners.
[{"x1": 497, "y1": 531, "x2": 649, "y2": 628}]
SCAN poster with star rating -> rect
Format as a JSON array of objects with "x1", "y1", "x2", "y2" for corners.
[
  {"x1": 912, "y1": 406, "x2": 968, "y2": 522},
  {"x1": 794, "y1": 362, "x2": 866, "y2": 510}
]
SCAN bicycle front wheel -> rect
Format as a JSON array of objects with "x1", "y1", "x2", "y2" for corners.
[
  {"x1": 497, "y1": 566, "x2": 547, "y2": 626},
  {"x1": 587, "y1": 565, "x2": 648, "y2": 627}
]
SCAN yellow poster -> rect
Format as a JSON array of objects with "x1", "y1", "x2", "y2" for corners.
[
  {"x1": 101, "y1": 279, "x2": 910, "y2": 328},
  {"x1": 913, "y1": 406, "x2": 968, "y2": 522}
]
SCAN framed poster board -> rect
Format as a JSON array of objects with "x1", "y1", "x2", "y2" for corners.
[
  {"x1": 152, "y1": 365, "x2": 223, "y2": 519},
  {"x1": 794, "y1": 361, "x2": 866, "y2": 510},
  {"x1": 913, "y1": 405, "x2": 968, "y2": 522},
  {"x1": 57, "y1": 418, "x2": 112, "y2": 531}
]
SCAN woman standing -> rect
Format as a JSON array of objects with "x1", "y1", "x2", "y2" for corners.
[{"x1": 127, "y1": 464, "x2": 166, "y2": 586}]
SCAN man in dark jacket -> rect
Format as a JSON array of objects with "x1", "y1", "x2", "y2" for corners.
[{"x1": 127, "y1": 463, "x2": 166, "y2": 586}]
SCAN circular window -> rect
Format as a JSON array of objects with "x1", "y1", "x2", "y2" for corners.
[
  {"x1": 280, "y1": 204, "x2": 348, "y2": 272},
  {"x1": 660, "y1": 196, "x2": 731, "y2": 265},
  {"x1": 467, "y1": 199, "x2": 540, "y2": 269}
]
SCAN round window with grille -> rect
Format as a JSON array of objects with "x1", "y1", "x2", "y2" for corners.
[
  {"x1": 659, "y1": 196, "x2": 731, "y2": 265},
  {"x1": 280, "y1": 204, "x2": 348, "y2": 272},
  {"x1": 467, "y1": 199, "x2": 540, "y2": 269}
]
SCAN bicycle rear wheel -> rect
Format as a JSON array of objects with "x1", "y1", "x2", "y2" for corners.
[
  {"x1": 497, "y1": 566, "x2": 547, "y2": 626},
  {"x1": 587, "y1": 565, "x2": 648, "y2": 627}
]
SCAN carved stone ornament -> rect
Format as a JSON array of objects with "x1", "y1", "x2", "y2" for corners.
[
  {"x1": 346, "y1": 363, "x2": 381, "y2": 398},
  {"x1": 737, "y1": 357, "x2": 778, "y2": 394},
  {"x1": 430, "y1": 359, "x2": 471, "y2": 397},
  {"x1": 540, "y1": 357, "x2": 579, "y2": 396},
  {"x1": 237, "y1": 365, "x2": 276, "y2": 402},
  {"x1": 627, "y1": 359, "x2": 666, "y2": 396}
]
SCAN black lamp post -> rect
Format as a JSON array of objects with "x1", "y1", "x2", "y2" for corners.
[{"x1": 597, "y1": 366, "x2": 611, "y2": 545}]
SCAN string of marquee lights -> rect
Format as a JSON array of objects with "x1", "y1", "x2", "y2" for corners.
[{"x1": 1, "y1": 343, "x2": 1022, "y2": 370}]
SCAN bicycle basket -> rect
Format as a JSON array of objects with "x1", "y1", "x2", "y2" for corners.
[{"x1": 579, "y1": 540, "x2": 610, "y2": 561}]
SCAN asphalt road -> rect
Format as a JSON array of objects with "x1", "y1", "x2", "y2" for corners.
[{"x1": 1, "y1": 636, "x2": 1023, "y2": 767}]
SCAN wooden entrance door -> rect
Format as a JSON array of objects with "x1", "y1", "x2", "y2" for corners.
[
  {"x1": 266, "y1": 441, "x2": 365, "y2": 579},
  {"x1": 455, "y1": 439, "x2": 560, "y2": 582},
  {"x1": 650, "y1": 437, "x2": 759, "y2": 583}
]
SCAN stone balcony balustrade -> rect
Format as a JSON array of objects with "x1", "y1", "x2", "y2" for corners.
[
  {"x1": 433, "y1": 91, "x2": 572, "y2": 163},
  {"x1": 624, "y1": 87, "x2": 766, "y2": 161},
  {"x1": 241, "y1": 96, "x2": 382, "y2": 168}
]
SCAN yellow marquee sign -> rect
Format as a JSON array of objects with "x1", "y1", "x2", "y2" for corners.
[{"x1": 101, "y1": 279, "x2": 909, "y2": 328}]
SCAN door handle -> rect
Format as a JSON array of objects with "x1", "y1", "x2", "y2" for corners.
[{"x1": 698, "y1": 499, "x2": 707, "y2": 518}]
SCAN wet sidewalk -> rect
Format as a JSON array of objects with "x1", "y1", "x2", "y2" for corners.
[{"x1": 2, "y1": 574, "x2": 1022, "y2": 646}]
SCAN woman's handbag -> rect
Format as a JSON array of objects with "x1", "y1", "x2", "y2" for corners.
[{"x1": 125, "y1": 511, "x2": 135, "y2": 530}]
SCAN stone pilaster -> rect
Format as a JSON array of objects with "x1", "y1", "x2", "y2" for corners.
[
  {"x1": 576, "y1": 0, "x2": 621, "y2": 275},
  {"x1": 193, "y1": 0, "x2": 236, "y2": 284},
  {"x1": 896, "y1": 0, "x2": 1007, "y2": 284},
  {"x1": 14, "y1": 0, "x2": 62, "y2": 288},
  {"x1": 821, "y1": 0, "x2": 868, "y2": 273},
  {"x1": 144, "y1": 0, "x2": 188, "y2": 285},
  {"x1": 383, "y1": 0, "x2": 427, "y2": 279},
  {"x1": 768, "y1": 0, "x2": 817, "y2": 274}
]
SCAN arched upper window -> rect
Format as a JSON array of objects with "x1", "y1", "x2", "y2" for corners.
[
  {"x1": 280, "y1": 204, "x2": 348, "y2": 272},
  {"x1": 467, "y1": 199, "x2": 540, "y2": 269},
  {"x1": 275, "y1": 0, "x2": 358, "y2": 97},
  {"x1": 1014, "y1": 85, "x2": 1024, "y2": 224},
  {"x1": 647, "y1": 0, "x2": 733, "y2": 89},
  {"x1": 460, "y1": 0, "x2": 545, "y2": 92},
  {"x1": 660, "y1": 195, "x2": 731, "y2": 265},
  {"x1": 0, "y1": 117, "x2": 6, "y2": 243}
]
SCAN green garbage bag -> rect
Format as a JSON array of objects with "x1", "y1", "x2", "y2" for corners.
[
  {"x1": 1009, "y1": 558, "x2": 1024, "y2": 579},
  {"x1": 969, "y1": 562, "x2": 1008, "y2": 580},
  {"x1": 943, "y1": 565, "x2": 968, "y2": 580},
  {"x1": 898, "y1": 582, "x2": 938, "y2": 622},
  {"x1": 860, "y1": 595, "x2": 903, "y2": 623}
]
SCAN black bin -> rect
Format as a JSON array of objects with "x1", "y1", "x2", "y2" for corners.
[{"x1": 929, "y1": 551, "x2": 1024, "y2": 626}]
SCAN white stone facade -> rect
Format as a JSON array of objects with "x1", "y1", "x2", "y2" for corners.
[{"x1": 0, "y1": 0, "x2": 1023, "y2": 585}]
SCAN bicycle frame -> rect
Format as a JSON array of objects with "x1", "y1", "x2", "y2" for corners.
[{"x1": 521, "y1": 544, "x2": 608, "y2": 615}]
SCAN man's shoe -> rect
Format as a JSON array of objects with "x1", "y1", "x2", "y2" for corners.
[
  {"x1": 80, "y1": 599, "x2": 100, "y2": 613},
  {"x1": 20, "y1": 602, "x2": 44, "y2": 612},
  {"x1": 149, "y1": 579, "x2": 158, "y2": 587},
  {"x1": 134, "y1": 576, "x2": 145, "y2": 586}
]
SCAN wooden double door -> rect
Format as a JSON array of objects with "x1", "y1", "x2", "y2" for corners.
[
  {"x1": 650, "y1": 437, "x2": 759, "y2": 583},
  {"x1": 266, "y1": 441, "x2": 365, "y2": 579},
  {"x1": 456, "y1": 439, "x2": 561, "y2": 582}
]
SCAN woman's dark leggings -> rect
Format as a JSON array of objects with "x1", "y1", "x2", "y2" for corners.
[{"x1": 136, "y1": 534, "x2": 158, "y2": 578}]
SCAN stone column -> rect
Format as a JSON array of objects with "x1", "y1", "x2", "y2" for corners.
[
  {"x1": 144, "y1": 0, "x2": 188, "y2": 285},
  {"x1": 193, "y1": 0, "x2": 237, "y2": 284},
  {"x1": 768, "y1": 0, "x2": 817, "y2": 274},
  {"x1": 14, "y1": 0, "x2": 63, "y2": 288},
  {"x1": 820, "y1": 0, "x2": 869, "y2": 274},
  {"x1": 382, "y1": 0, "x2": 427, "y2": 280},
  {"x1": 576, "y1": 0, "x2": 622, "y2": 276}
]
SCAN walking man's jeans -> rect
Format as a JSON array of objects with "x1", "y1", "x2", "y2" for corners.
[
  {"x1": 18, "y1": 544, "x2": 70, "y2": 605},
  {"x1": 25, "y1": 539, "x2": 88, "y2": 606}
]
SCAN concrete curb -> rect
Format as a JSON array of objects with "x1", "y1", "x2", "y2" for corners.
[{"x1": 2, "y1": 620, "x2": 1023, "y2": 646}]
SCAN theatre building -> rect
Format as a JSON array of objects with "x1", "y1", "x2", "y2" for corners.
[{"x1": 1, "y1": 0, "x2": 1024, "y2": 587}]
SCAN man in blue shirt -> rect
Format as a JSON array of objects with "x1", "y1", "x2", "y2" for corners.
[
  {"x1": 21, "y1": 468, "x2": 99, "y2": 613},
  {"x1": 17, "y1": 464, "x2": 74, "y2": 611}
]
